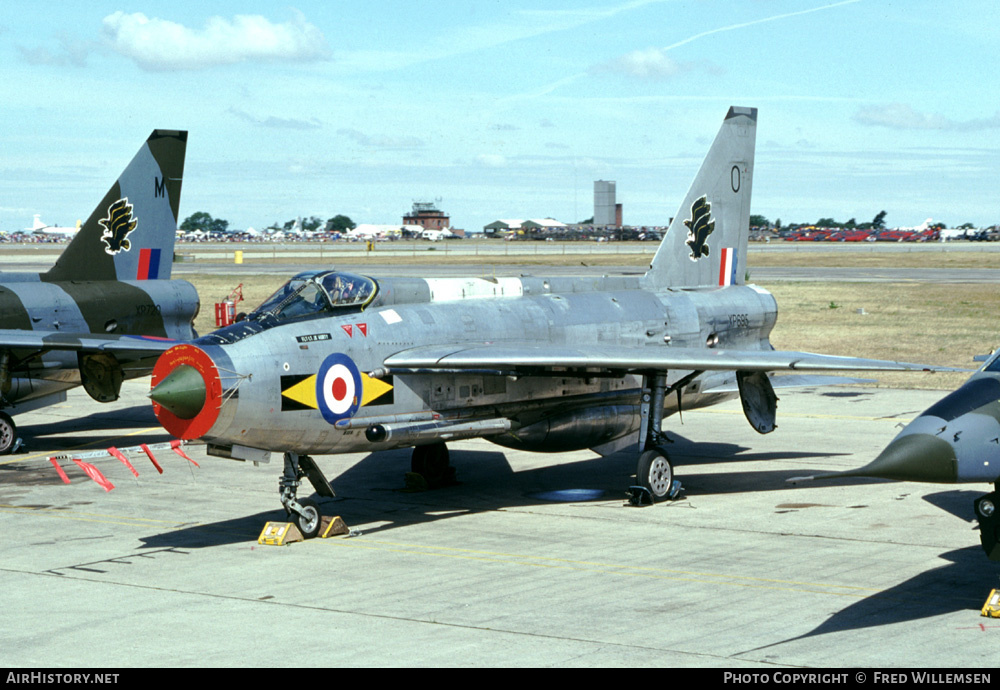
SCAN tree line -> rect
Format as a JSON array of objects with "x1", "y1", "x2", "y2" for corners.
[{"x1": 180, "y1": 213, "x2": 357, "y2": 234}]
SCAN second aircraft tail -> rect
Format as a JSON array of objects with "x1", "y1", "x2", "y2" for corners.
[
  {"x1": 643, "y1": 107, "x2": 756, "y2": 289},
  {"x1": 42, "y1": 130, "x2": 187, "y2": 283}
]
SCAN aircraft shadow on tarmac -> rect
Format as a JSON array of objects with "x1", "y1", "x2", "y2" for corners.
[
  {"x1": 19, "y1": 403, "x2": 171, "y2": 451},
  {"x1": 139, "y1": 436, "x2": 864, "y2": 549},
  {"x1": 742, "y1": 489, "x2": 997, "y2": 654}
]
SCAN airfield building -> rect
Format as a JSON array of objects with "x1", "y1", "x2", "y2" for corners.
[
  {"x1": 404, "y1": 201, "x2": 450, "y2": 230},
  {"x1": 594, "y1": 180, "x2": 621, "y2": 227}
]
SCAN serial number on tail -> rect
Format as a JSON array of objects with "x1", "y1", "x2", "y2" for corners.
[{"x1": 135, "y1": 304, "x2": 162, "y2": 316}]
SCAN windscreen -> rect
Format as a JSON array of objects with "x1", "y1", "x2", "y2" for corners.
[{"x1": 249, "y1": 270, "x2": 376, "y2": 323}]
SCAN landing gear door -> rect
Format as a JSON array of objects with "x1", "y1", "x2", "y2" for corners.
[{"x1": 737, "y1": 370, "x2": 777, "y2": 434}]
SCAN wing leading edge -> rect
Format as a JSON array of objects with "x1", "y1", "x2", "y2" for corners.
[
  {"x1": 382, "y1": 344, "x2": 965, "y2": 375},
  {"x1": 0, "y1": 329, "x2": 178, "y2": 355}
]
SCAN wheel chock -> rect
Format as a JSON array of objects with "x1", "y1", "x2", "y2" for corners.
[
  {"x1": 258, "y1": 522, "x2": 304, "y2": 546},
  {"x1": 626, "y1": 486, "x2": 653, "y2": 506},
  {"x1": 982, "y1": 589, "x2": 1000, "y2": 618},
  {"x1": 319, "y1": 515, "x2": 350, "y2": 538},
  {"x1": 403, "y1": 471, "x2": 429, "y2": 492}
]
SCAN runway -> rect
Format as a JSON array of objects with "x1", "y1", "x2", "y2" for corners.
[
  {"x1": 3, "y1": 241, "x2": 998, "y2": 283},
  {"x1": 2, "y1": 381, "x2": 997, "y2": 667}
]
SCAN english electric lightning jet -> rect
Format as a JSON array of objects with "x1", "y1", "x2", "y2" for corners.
[
  {"x1": 0, "y1": 130, "x2": 199, "y2": 452},
  {"x1": 801, "y1": 350, "x2": 1000, "y2": 561},
  {"x1": 147, "y1": 108, "x2": 954, "y2": 538}
]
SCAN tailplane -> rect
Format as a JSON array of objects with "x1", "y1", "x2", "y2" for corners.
[
  {"x1": 42, "y1": 130, "x2": 187, "y2": 283},
  {"x1": 643, "y1": 107, "x2": 756, "y2": 289}
]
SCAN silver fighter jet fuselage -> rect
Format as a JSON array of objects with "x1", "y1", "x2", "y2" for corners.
[{"x1": 148, "y1": 108, "x2": 956, "y2": 537}]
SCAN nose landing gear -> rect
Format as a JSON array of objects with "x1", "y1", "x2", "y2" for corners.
[{"x1": 279, "y1": 452, "x2": 335, "y2": 539}]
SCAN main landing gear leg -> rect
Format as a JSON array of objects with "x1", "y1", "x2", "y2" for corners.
[
  {"x1": 279, "y1": 452, "x2": 335, "y2": 539},
  {"x1": 631, "y1": 373, "x2": 677, "y2": 504}
]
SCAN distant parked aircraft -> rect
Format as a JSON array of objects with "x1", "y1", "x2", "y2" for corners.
[{"x1": 27, "y1": 215, "x2": 81, "y2": 238}]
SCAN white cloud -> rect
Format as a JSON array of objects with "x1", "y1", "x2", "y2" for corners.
[
  {"x1": 476, "y1": 154, "x2": 507, "y2": 168},
  {"x1": 228, "y1": 107, "x2": 322, "y2": 130},
  {"x1": 600, "y1": 48, "x2": 684, "y2": 79},
  {"x1": 337, "y1": 128, "x2": 424, "y2": 150},
  {"x1": 17, "y1": 37, "x2": 92, "y2": 67},
  {"x1": 590, "y1": 48, "x2": 720, "y2": 81},
  {"x1": 854, "y1": 103, "x2": 1000, "y2": 131},
  {"x1": 101, "y1": 10, "x2": 329, "y2": 71}
]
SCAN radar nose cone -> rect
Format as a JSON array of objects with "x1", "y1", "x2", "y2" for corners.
[
  {"x1": 853, "y1": 432, "x2": 958, "y2": 483},
  {"x1": 149, "y1": 364, "x2": 206, "y2": 420},
  {"x1": 150, "y1": 344, "x2": 222, "y2": 440}
]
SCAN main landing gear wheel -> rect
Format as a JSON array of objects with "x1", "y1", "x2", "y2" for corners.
[
  {"x1": 637, "y1": 447, "x2": 674, "y2": 503},
  {"x1": 411, "y1": 442, "x2": 454, "y2": 488},
  {"x1": 0, "y1": 411, "x2": 15, "y2": 455}
]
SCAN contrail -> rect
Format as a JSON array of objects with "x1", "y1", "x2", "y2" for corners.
[
  {"x1": 663, "y1": 0, "x2": 862, "y2": 52},
  {"x1": 509, "y1": 0, "x2": 862, "y2": 102}
]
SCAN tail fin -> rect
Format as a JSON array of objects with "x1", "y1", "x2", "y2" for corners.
[
  {"x1": 642, "y1": 107, "x2": 756, "y2": 289},
  {"x1": 42, "y1": 130, "x2": 187, "y2": 283}
]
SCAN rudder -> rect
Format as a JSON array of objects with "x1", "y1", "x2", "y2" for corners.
[
  {"x1": 42, "y1": 130, "x2": 187, "y2": 283},
  {"x1": 643, "y1": 107, "x2": 756, "y2": 289}
]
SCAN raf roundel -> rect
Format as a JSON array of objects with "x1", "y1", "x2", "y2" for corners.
[{"x1": 316, "y1": 353, "x2": 362, "y2": 424}]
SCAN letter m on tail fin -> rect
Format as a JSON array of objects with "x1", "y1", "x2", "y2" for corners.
[
  {"x1": 43, "y1": 130, "x2": 187, "y2": 283},
  {"x1": 643, "y1": 107, "x2": 756, "y2": 289}
]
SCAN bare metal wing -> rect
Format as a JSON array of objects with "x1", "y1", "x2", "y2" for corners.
[
  {"x1": 382, "y1": 343, "x2": 964, "y2": 375},
  {"x1": 0, "y1": 329, "x2": 178, "y2": 355}
]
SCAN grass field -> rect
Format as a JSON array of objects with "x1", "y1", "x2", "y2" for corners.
[
  {"x1": 183, "y1": 248, "x2": 997, "y2": 391},
  {"x1": 747, "y1": 247, "x2": 1000, "y2": 269}
]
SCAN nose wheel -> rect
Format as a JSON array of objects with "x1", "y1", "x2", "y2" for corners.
[{"x1": 293, "y1": 498, "x2": 322, "y2": 540}]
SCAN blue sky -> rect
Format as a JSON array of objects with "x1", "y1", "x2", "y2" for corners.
[{"x1": 1, "y1": 0, "x2": 997, "y2": 233}]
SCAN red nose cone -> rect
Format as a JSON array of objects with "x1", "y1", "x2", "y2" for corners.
[{"x1": 150, "y1": 344, "x2": 222, "y2": 440}]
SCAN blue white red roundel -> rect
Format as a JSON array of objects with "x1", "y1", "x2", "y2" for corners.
[{"x1": 316, "y1": 353, "x2": 362, "y2": 424}]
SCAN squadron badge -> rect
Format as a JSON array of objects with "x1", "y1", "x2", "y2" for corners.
[
  {"x1": 99, "y1": 198, "x2": 138, "y2": 255},
  {"x1": 684, "y1": 195, "x2": 714, "y2": 261}
]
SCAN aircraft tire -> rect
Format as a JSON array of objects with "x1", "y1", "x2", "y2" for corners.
[
  {"x1": 637, "y1": 447, "x2": 673, "y2": 502},
  {"x1": 411, "y1": 443, "x2": 450, "y2": 485},
  {"x1": 295, "y1": 499, "x2": 322, "y2": 539},
  {"x1": 0, "y1": 412, "x2": 15, "y2": 455}
]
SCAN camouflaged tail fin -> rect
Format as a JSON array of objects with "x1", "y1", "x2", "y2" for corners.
[
  {"x1": 643, "y1": 107, "x2": 756, "y2": 289},
  {"x1": 42, "y1": 130, "x2": 187, "y2": 283}
]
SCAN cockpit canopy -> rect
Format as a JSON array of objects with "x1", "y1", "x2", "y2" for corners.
[{"x1": 249, "y1": 270, "x2": 376, "y2": 322}]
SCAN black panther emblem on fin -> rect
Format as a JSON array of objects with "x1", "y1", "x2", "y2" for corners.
[
  {"x1": 684, "y1": 195, "x2": 714, "y2": 261},
  {"x1": 100, "y1": 198, "x2": 138, "y2": 255}
]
